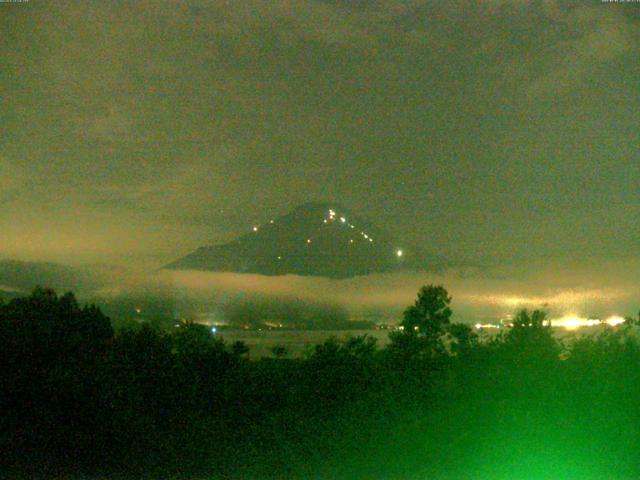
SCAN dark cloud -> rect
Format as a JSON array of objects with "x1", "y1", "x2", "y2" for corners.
[{"x1": 0, "y1": 0, "x2": 638, "y2": 270}]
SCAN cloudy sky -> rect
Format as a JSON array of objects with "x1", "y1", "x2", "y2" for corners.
[{"x1": 1, "y1": 0, "x2": 638, "y2": 270}]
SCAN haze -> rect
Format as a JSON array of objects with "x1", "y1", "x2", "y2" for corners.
[{"x1": 1, "y1": 0, "x2": 638, "y2": 318}]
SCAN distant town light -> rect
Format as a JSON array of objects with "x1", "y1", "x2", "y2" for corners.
[
  {"x1": 396, "y1": 249, "x2": 403, "y2": 257},
  {"x1": 475, "y1": 323, "x2": 500, "y2": 330},
  {"x1": 252, "y1": 226, "x2": 259, "y2": 232},
  {"x1": 605, "y1": 315, "x2": 625, "y2": 327},
  {"x1": 306, "y1": 239, "x2": 312, "y2": 244},
  {"x1": 211, "y1": 326, "x2": 217, "y2": 334},
  {"x1": 550, "y1": 315, "x2": 601, "y2": 330},
  {"x1": 340, "y1": 217, "x2": 346, "y2": 223}
]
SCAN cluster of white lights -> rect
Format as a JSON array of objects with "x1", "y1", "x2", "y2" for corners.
[
  {"x1": 251, "y1": 219, "x2": 275, "y2": 232},
  {"x1": 474, "y1": 323, "x2": 501, "y2": 330},
  {"x1": 550, "y1": 315, "x2": 626, "y2": 330},
  {"x1": 254, "y1": 208, "x2": 405, "y2": 261},
  {"x1": 324, "y1": 209, "x2": 377, "y2": 244},
  {"x1": 322, "y1": 209, "x2": 406, "y2": 255},
  {"x1": 359, "y1": 231, "x2": 373, "y2": 242},
  {"x1": 361, "y1": 233, "x2": 373, "y2": 242},
  {"x1": 475, "y1": 315, "x2": 627, "y2": 331}
]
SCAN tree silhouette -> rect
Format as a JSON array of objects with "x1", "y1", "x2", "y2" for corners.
[
  {"x1": 389, "y1": 285, "x2": 453, "y2": 360},
  {"x1": 270, "y1": 345, "x2": 289, "y2": 358},
  {"x1": 504, "y1": 309, "x2": 559, "y2": 361},
  {"x1": 231, "y1": 340, "x2": 250, "y2": 358},
  {"x1": 172, "y1": 321, "x2": 226, "y2": 359},
  {"x1": 3, "y1": 285, "x2": 640, "y2": 479},
  {"x1": 400, "y1": 285, "x2": 452, "y2": 337},
  {"x1": 447, "y1": 322, "x2": 477, "y2": 355}
]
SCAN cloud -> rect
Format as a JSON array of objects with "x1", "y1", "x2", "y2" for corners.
[
  {"x1": 77, "y1": 106, "x2": 134, "y2": 143},
  {"x1": 2, "y1": 0, "x2": 638, "y2": 268},
  {"x1": 527, "y1": 7, "x2": 636, "y2": 97},
  {"x1": 154, "y1": 256, "x2": 640, "y2": 323},
  {"x1": 0, "y1": 158, "x2": 25, "y2": 202}
]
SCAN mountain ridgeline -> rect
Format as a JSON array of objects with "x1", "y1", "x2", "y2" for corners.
[{"x1": 164, "y1": 202, "x2": 446, "y2": 278}]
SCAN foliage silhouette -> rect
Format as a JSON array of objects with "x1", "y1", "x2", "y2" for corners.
[
  {"x1": 400, "y1": 284, "x2": 452, "y2": 335},
  {"x1": 270, "y1": 344, "x2": 289, "y2": 358},
  {"x1": 0, "y1": 286, "x2": 639, "y2": 479}
]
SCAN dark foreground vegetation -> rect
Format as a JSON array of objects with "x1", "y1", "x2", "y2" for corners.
[{"x1": 1, "y1": 286, "x2": 640, "y2": 479}]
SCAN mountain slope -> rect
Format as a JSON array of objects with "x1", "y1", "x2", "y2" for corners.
[{"x1": 164, "y1": 202, "x2": 446, "y2": 278}]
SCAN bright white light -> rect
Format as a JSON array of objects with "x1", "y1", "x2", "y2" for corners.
[
  {"x1": 277, "y1": 255, "x2": 282, "y2": 260},
  {"x1": 349, "y1": 239, "x2": 354, "y2": 244},
  {"x1": 323, "y1": 219, "x2": 328, "y2": 224},
  {"x1": 306, "y1": 239, "x2": 312, "y2": 244},
  {"x1": 369, "y1": 238, "x2": 373, "y2": 242},
  {"x1": 252, "y1": 226, "x2": 259, "y2": 232},
  {"x1": 135, "y1": 308, "x2": 141, "y2": 314},
  {"x1": 475, "y1": 323, "x2": 501, "y2": 330},
  {"x1": 550, "y1": 315, "x2": 600, "y2": 330},
  {"x1": 557, "y1": 316, "x2": 583, "y2": 330},
  {"x1": 396, "y1": 249, "x2": 403, "y2": 257},
  {"x1": 340, "y1": 217, "x2": 346, "y2": 223},
  {"x1": 363, "y1": 234, "x2": 368, "y2": 239},
  {"x1": 605, "y1": 315, "x2": 626, "y2": 327},
  {"x1": 211, "y1": 327, "x2": 217, "y2": 333}
]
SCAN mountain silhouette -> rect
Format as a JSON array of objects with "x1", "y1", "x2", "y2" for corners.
[{"x1": 164, "y1": 202, "x2": 446, "y2": 278}]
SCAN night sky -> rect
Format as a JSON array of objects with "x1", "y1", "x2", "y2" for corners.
[{"x1": 2, "y1": 0, "x2": 639, "y2": 272}]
